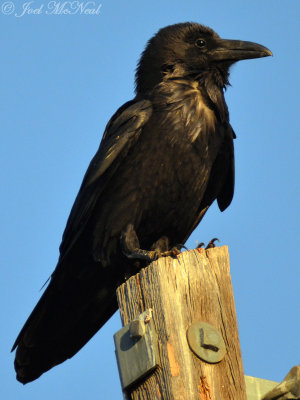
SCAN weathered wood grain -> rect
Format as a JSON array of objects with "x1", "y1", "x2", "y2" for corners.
[{"x1": 116, "y1": 246, "x2": 246, "y2": 400}]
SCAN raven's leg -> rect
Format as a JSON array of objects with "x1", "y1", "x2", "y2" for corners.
[
  {"x1": 121, "y1": 224, "x2": 181, "y2": 262},
  {"x1": 121, "y1": 224, "x2": 158, "y2": 261},
  {"x1": 151, "y1": 237, "x2": 184, "y2": 258},
  {"x1": 150, "y1": 236, "x2": 170, "y2": 253}
]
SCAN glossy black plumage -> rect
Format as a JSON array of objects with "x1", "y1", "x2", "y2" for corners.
[{"x1": 12, "y1": 22, "x2": 271, "y2": 383}]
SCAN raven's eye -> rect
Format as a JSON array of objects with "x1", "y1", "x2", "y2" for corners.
[{"x1": 195, "y1": 38, "x2": 206, "y2": 48}]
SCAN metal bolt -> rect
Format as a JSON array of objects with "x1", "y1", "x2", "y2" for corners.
[
  {"x1": 129, "y1": 319, "x2": 145, "y2": 339},
  {"x1": 187, "y1": 321, "x2": 226, "y2": 363},
  {"x1": 200, "y1": 327, "x2": 221, "y2": 352}
]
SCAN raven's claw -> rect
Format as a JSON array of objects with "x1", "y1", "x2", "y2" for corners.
[
  {"x1": 196, "y1": 238, "x2": 220, "y2": 252},
  {"x1": 205, "y1": 238, "x2": 219, "y2": 249}
]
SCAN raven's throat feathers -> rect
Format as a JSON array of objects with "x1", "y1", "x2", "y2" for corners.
[{"x1": 154, "y1": 79, "x2": 217, "y2": 143}]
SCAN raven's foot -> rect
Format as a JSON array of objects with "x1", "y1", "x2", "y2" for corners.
[
  {"x1": 121, "y1": 224, "x2": 156, "y2": 262},
  {"x1": 156, "y1": 245, "x2": 182, "y2": 258},
  {"x1": 196, "y1": 238, "x2": 219, "y2": 252},
  {"x1": 124, "y1": 248, "x2": 159, "y2": 262},
  {"x1": 151, "y1": 237, "x2": 186, "y2": 258},
  {"x1": 121, "y1": 224, "x2": 183, "y2": 262}
]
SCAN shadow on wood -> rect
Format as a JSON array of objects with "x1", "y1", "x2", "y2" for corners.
[{"x1": 116, "y1": 246, "x2": 246, "y2": 400}]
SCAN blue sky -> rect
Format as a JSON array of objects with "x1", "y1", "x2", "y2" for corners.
[{"x1": 1, "y1": 0, "x2": 299, "y2": 398}]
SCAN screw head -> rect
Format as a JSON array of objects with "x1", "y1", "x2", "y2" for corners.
[{"x1": 187, "y1": 321, "x2": 226, "y2": 363}]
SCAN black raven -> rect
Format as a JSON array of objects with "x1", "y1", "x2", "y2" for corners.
[{"x1": 12, "y1": 22, "x2": 271, "y2": 383}]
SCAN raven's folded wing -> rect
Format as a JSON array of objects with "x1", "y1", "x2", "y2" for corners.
[{"x1": 59, "y1": 99, "x2": 152, "y2": 257}]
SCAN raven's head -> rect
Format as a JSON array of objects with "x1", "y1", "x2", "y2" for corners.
[{"x1": 135, "y1": 22, "x2": 272, "y2": 94}]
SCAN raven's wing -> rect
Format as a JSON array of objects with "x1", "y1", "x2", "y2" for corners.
[
  {"x1": 216, "y1": 125, "x2": 235, "y2": 211},
  {"x1": 59, "y1": 99, "x2": 152, "y2": 257},
  {"x1": 11, "y1": 98, "x2": 152, "y2": 384},
  {"x1": 183, "y1": 123, "x2": 235, "y2": 239}
]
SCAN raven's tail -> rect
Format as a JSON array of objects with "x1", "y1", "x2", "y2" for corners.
[{"x1": 12, "y1": 271, "x2": 118, "y2": 384}]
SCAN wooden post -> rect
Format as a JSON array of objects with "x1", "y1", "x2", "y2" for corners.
[{"x1": 116, "y1": 246, "x2": 247, "y2": 399}]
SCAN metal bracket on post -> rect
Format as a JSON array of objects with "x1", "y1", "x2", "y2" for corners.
[{"x1": 114, "y1": 309, "x2": 159, "y2": 391}]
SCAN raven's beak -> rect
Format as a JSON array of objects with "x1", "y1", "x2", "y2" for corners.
[{"x1": 211, "y1": 39, "x2": 273, "y2": 62}]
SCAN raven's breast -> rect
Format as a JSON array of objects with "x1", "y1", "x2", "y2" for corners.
[{"x1": 92, "y1": 82, "x2": 228, "y2": 262}]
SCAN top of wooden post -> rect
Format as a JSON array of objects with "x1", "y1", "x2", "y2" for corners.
[{"x1": 116, "y1": 247, "x2": 247, "y2": 400}]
